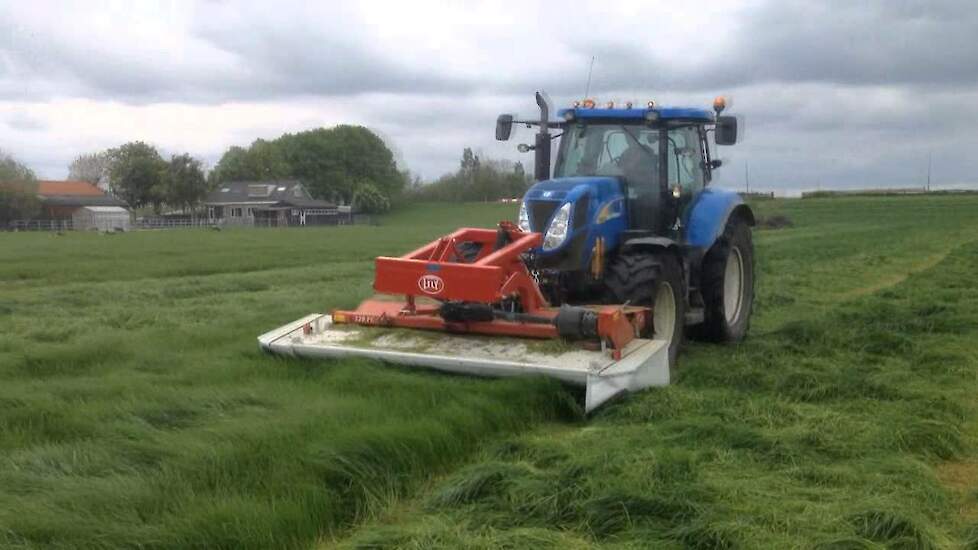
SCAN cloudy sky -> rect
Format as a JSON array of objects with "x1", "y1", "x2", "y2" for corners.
[{"x1": 2, "y1": 0, "x2": 976, "y2": 192}]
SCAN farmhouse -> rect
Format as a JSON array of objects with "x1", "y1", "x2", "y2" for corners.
[
  {"x1": 37, "y1": 180, "x2": 131, "y2": 231},
  {"x1": 203, "y1": 180, "x2": 341, "y2": 226}
]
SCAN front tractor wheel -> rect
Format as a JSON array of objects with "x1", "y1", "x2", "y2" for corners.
[
  {"x1": 604, "y1": 252, "x2": 685, "y2": 368},
  {"x1": 698, "y1": 219, "x2": 755, "y2": 342}
]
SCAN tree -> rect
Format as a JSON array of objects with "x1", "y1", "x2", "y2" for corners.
[
  {"x1": 406, "y1": 149, "x2": 532, "y2": 203},
  {"x1": 0, "y1": 150, "x2": 40, "y2": 222},
  {"x1": 208, "y1": 146, "x2": 251, "y2": 185},
  {"x1": 209, "y1": 140, "x2": 289, "y2": 185},
  {"x1": 108, "y1": 142, "x2": 167, "y2": 211},
  {"x1": 351, "y1": 181, "x2": 391, "y2": 213},
  {"x1": 68, "y1": 152, "x2": 112, "y2": 189},
  {"x1": 280, "y1": 125, "x2": 406, "y2": 204},
  {"x1": 459, "y1": 147, "x2": 481, "y2": 201},
  {"x1": 209, "y1": 125, "x2": 407, "y2": 207},
  {"x1": 247, "y1": 139, "x2": 290, "y2": 180},
  {"x1": 165, "y1": 154, "x2": 208, "y2": 214}
]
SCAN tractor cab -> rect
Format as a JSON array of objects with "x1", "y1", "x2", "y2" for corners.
[
  {"x1": 553, "y1": 105, "x2": 719, "y2": 237},
  {"x1": 497, "y1": 94, "x2": 740, "y2": 274}
]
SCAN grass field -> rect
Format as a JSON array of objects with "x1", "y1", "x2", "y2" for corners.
[{"x1": 2, "y1": 197, "x2": 977, "y2": 548}]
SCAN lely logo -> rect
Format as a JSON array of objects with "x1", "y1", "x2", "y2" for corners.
[{"x1": 418, "y1": 274, "x2": 445, "y2": 295}]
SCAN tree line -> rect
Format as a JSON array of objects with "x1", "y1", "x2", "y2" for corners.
[
  {"x1": 70, "y1": 125, "x2": 408, "y2": 214},
  {"x1": 2, "y1": 133, "x2": 533, "y2": 224},
  {"x1": 406, "y1": 147, "x2": 532, "y2": 202}
]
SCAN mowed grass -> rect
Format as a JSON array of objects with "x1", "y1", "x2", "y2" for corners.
[{"x1": 1, "y1": 197, "x2": 977, "y2": 548}]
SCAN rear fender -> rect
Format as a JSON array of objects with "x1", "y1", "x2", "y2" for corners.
[{"x1": 684, "y1": 189, "x2": 755, "y2": 251}]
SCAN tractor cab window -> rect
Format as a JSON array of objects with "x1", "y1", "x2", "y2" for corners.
[
  {"x1": 555, "y1": 123, "x2": 660, "y2": 192},
  {"x1": 600, "y1": 132, "x2": 630, "y2": 171},
  {"x1": 667, "y1": 126, "x2": 705, "y2": 194}
]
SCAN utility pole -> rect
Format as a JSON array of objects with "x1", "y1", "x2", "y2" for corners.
[
  {"x1": 744, "y1": 161, "x2": 750, "y2": 194},
  {"x1": 926, "y1": 152, "x2": 932, "y2": 193}
]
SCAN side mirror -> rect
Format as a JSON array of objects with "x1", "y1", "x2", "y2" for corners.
[
  {"x1": 495, "y1": 114, "x2": 514, "y2": 141},
  {"x1": 715, "y1": 115, "x2": 738, "y2": 145}
]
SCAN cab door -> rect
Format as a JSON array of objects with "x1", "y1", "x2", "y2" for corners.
[{"x1": 666, "y1": 126, "x2": 706, "y2": 232}]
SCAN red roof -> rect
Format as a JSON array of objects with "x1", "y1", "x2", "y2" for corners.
[{"x1": 37, "y1": 180, "x2": 105, "y2": 197}]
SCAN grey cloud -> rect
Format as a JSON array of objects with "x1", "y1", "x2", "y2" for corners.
[
  {"x1": 0, "y1": 5, "x2": 475, "y2": 103},
  {"x1": 7, "y1": 1, "x2": 976, "y2": 104},
  {"x1": 720, "y1": 0, "x2": 978, "y2": 89},
  {"x1": 543, "y1": 1, "x2": 978, "y2": 97},
  {"x1": 0, "y1": 14, "x2": 246, "y2": 103},
  {"x1": 190, "y1": 24, "x2": 474, "y2": 98}
]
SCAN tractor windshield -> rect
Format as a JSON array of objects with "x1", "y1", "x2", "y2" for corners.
[
  {"x1": 555, "y1": 122, "x2": 664, "y2": 231},
  {"x1": 554, "y1": 123, "x2": 660, "y2": 191}
]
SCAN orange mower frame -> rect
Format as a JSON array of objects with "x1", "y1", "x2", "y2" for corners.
[{"x1": 331, "y1": 222, "x2": 651, "y2": 359}]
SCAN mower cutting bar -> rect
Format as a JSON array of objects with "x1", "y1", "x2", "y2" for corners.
[
  {"x1": 258, "y1": 314, "x2": 670, "y2": 412},
  {"x1": 332, "y1": 298, "x2": 560, "y2": 339}
]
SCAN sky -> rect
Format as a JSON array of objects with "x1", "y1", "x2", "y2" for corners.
[{"x1": 1, "y1": 0, "x2": 977, "y2": 193}]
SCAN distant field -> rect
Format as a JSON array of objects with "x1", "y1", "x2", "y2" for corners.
[{"x1": 1, "y1": 197, "x2": 977, "y2": 548}]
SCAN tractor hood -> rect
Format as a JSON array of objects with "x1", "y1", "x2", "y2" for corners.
[
  {"x1": 523, "y1": 176, "x2": 624, "y2": 231},
  {"x1": 523, "y1": 176, "x2": 622, "y2": 234},
  {"x1": 524, "y1": 176, "x2": 621, "y2": 206},
  {"x1": 521, "y1": 176, "x2": 628, "y2": 271}
]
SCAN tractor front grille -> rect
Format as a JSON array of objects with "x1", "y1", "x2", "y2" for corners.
[{"x1": 528, "y1": 201, "x2": 559, "y2": 232}]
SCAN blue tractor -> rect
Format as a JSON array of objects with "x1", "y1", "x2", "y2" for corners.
[{"x1": 495, "y1": 93, "x2": 755, "y2": 366}]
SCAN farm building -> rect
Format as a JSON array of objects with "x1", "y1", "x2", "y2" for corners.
[
  {"x1": 36, "y1": 180, "x2": 131, "y2": 230},
  {"x1": 203, "y1": 180, "x2": 342, "y2": 226}
]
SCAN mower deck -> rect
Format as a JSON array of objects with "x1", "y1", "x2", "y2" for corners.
[{"x1": 258, "y1": 313, "x2": 670, "y2": 412}]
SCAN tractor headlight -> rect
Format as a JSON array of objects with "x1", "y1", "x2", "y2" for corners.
[
  {"x1": 543, "y1": 203, "x2": 571, "y2": 250},
  {"x1": 518, "y1": 202, "x2": 531, "y2": 232}
]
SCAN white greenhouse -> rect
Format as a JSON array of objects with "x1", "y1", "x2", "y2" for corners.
[{"x1": 72, "y1": 206, "x2": 131, "y2": 231}]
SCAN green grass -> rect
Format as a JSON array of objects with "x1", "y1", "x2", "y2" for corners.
[{"x1": 2, "y1": 197, "x2": 978, "y2": 548}]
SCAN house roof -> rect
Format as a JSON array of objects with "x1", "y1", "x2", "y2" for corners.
[
  {"x1": 204, "y1": 180, "x2": 335, "y2": 208},
  {"x1": 37, "y1": 180, "x2": 104, "y2": 196},
  {"x1": 36, "y1": 180, "x2": 128, "y2": 208}
]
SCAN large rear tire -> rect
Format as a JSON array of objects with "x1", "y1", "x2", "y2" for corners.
[
  {"x1": 699, "y1": 219, "x2": 754, "y2": 342},
  {"x1": 604, "y1": 252, "x2": 685, "y2": 367}
]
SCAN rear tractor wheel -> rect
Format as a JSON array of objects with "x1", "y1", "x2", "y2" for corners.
[
  {"x1": 698, "y1": 218, "x2": 755, "y2": 342},
  {"x1": 604, "y1": 252, "x2": 685, "y2": 367}
]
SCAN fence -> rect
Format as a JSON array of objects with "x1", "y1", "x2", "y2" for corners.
[
  {"x1": 6, "y1": 215, "x2": 373, "y2": 232},
  {"x1": 7, "y1": 219, "x2": 75, "y2": 232},
  {"x1": 135, "y1": 218, "x2": 221, "y2": 230}
]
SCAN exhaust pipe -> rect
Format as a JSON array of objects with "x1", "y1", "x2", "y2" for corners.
[{"x1": 534, "y1": 91, "x2": 551, "y2": 182}]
